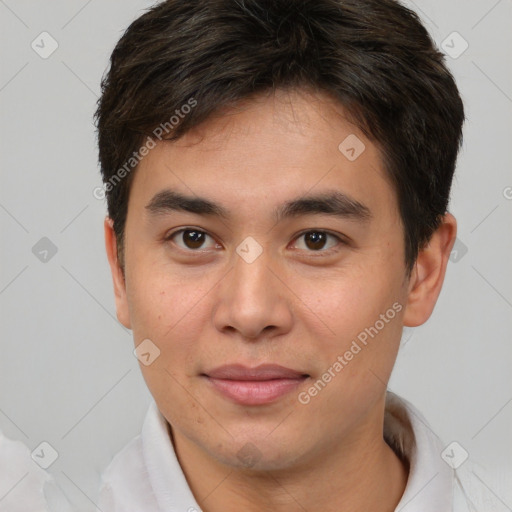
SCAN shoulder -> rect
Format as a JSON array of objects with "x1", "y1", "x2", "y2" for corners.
[
  {"x1": 386, "y1": 393, "x2": 455, "y2": 511},
  {"x1": 385, "y1": 394, "x2": 509, "y2": 512},
  {"x1": 99, "y1": 400, "x2": 203, "y2": 511},
  {"x1": 452, "y1": 460, "x2": 512, "y2": 512},
  {"x1": 0, "y1": 430, "x2": 70, "y2": 512},
  {"x1": 99, "y1": 419, "x2": 160, "y2": 511}
]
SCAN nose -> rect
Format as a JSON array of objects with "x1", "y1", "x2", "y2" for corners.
[{"x1": 212, "y1": 244, "x2": 293, "y2": 341}]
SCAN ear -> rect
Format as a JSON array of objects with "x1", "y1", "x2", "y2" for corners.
[
  {"x1": 403, "y1": 213, "x2": 457, "y2": 327},
  {"x1": 104, "y1": 217, "x2": 132, "y2": 329}
]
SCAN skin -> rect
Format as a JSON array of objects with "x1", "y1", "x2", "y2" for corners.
[{"x1": 104, "y1": 89, "x2": 457, "y2": 512}]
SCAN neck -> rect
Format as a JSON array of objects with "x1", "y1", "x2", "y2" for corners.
[{"x1": 171, "y1": 404, "x2": 408, "y2": 512}]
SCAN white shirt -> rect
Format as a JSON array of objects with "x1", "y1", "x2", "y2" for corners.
[
  {"x1": 0, "y1": 430, "x2": 70, "y2": 512},
  {"x1": 98, "y1": 393, "x2": 499, "y2": 511}
]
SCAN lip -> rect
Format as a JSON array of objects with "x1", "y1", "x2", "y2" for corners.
[{"x1": 203, "y1": 364, "x2": 309, "y2": 405}]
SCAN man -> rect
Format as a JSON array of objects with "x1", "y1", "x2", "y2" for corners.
[{"x1": 94, "y1": 0, "x2": 481, "y2": 510}]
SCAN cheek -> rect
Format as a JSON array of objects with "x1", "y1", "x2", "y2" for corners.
[
  {"x1": 296, "y1": 278, "x2": 404, "y2": 429},
  {"x1": 128, "y1": 271, "x2": 213, "y2": 419},
  {"x1": 291, "y1": 260, "x2": 402, "y2": 338},
  {"x1": 289, "y1": 262, "x2": 405, "y2": 393},
  {"x1": 125, "y1": 264, "x2": 213, "y2": 370},
  {"x1": 127, "y1": 257, "x2": 200, "y2": 327}
]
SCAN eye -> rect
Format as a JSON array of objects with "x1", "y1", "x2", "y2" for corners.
[
  {"x1": 291, "y1": 230, "x2": 344, "y2": 253},
  {"x1": 165, "y1": 228, "x2": 345, "y2": 254},
  {"x1": 166, "y1": 228, "x2": 220, "y2": 251}
]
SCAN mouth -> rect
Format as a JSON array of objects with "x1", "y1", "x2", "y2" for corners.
[{"x1": 202, "y1": 364, "x2": 310, "y2": 406}]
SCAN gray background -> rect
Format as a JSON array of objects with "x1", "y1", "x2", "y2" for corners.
[{"x1": 1, "y1": 0, "x2": 511, "y2": 510}]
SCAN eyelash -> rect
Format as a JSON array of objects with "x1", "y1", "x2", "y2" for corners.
[{"x1": 164, "y1": 228, "x2": 347, "y2": 256}]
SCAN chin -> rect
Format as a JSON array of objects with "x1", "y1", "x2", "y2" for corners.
[{"x1": 205, "y1": 432, "x2": 308, "y2": 473}]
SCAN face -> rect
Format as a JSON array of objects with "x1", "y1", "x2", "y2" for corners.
[{"x1": 107, "y1": 89, "x2": 425, "y2": 471}]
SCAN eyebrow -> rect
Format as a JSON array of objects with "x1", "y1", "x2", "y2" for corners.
[{"x1": 145, "y1": 188, "x2": 371, "y2": 223}]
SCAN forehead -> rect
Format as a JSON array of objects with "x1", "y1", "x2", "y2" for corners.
[{"x1": 128, "y1": 89, "x2": 397, "y2": 221}]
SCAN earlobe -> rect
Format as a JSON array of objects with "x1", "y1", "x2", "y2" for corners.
[
  {"x1": 403, "y1": 213, "x2": 457, "y2": 327},
  {"x1": 104, "y1": 217, "x2": 132, "y2": 329}
]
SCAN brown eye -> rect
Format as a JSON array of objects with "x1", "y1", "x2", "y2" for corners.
[
  {"x1": 167, "y1": 229, "x2": 218, "y2": 251},
  {"x1": 181, "y1": 230, "x2": 206, "y2": 249},
  {"x1": 293, "y1": 230, "x2": 342, "y2": 252},
  {"x1": 304, "y1": 232, "x2": 328, "y2": 250}
]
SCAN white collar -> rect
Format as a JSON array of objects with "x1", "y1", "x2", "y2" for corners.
[
  {"x1": 384, "y1": 392, "x2": 454, "y2": 510},
  {"x1": 99, "y1": 392, "x2": 459, "y2": 511}
]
